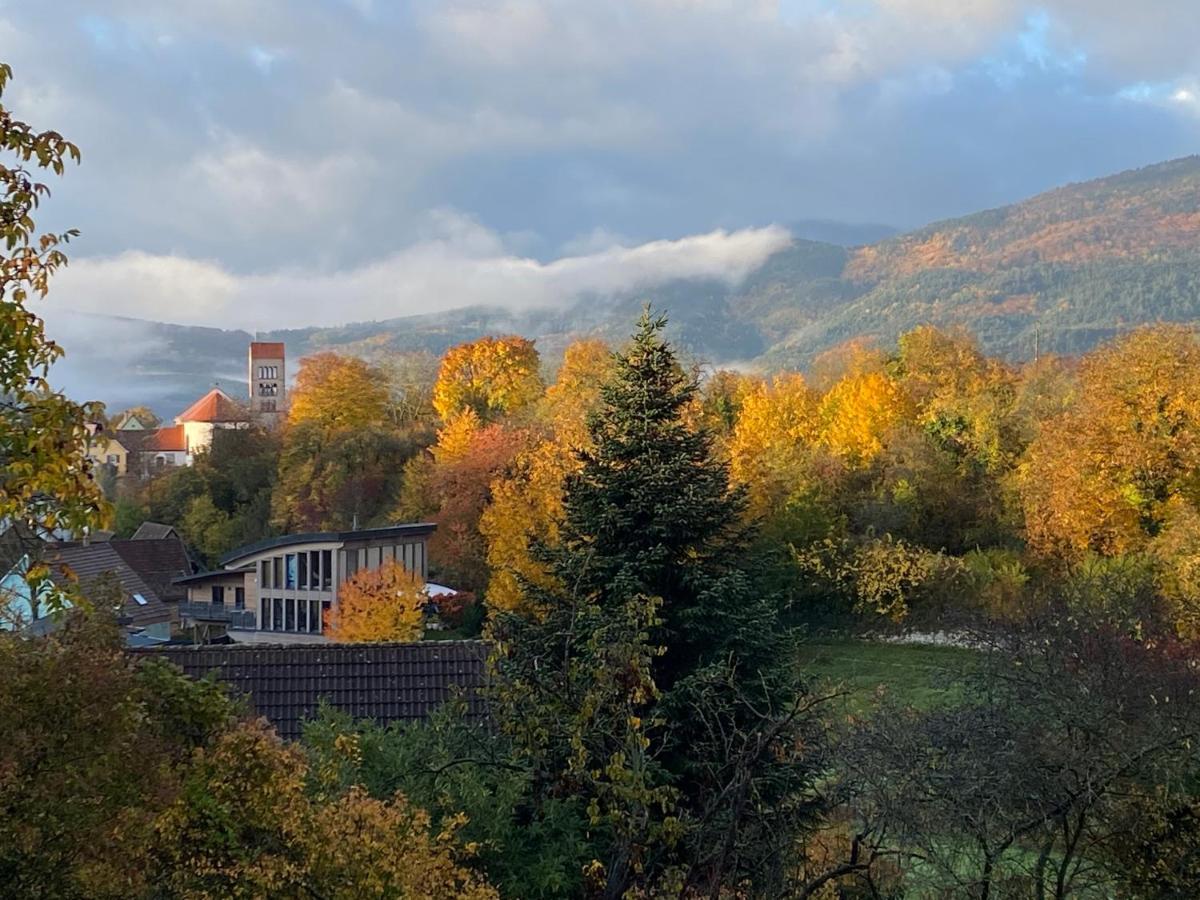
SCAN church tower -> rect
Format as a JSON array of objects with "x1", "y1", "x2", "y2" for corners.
[{"x1": 249, "y1": 341, "x2": 286, "y2": 425}]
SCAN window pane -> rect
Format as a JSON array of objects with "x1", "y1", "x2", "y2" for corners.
[
  {"x1": 298, "y1": 552, "x2": 308, "y2": 590},
  {"x1": 310, "y1": 600, "x2": 321, "y2": 633},
  {"x1": 285, "y1": 598, "x2": 295, "y2": 631},
  {"x1": 235, "y1": 587, "x2": 245, "y2": 610},
  {"x1": 211, "y1": 585, "x2": 225, "y2": 605},
  {"x1": 273, "y1": 556, "x2": 282, "y2": 588},
  {"x1": 322, "y1": 550, "x2": 332, "y2": 590},
  {"x1": 297, "y1": 599, "x2": 308, "y2": 632},
  {"x1": 285, "y1": 554, "x2": 297, "y2": 590},
  {"x1": 273, "y1": 598, "x2": 283, "y2": 631},
  {"x1": 261, "y1": 560, "x2": 271, "y2": 590}
]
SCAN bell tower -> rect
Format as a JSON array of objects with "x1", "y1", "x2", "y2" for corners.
[{"x1": 249, "y1": 341, "x2": 286, "y2": 425}]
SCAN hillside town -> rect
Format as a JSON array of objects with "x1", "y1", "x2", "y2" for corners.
[{"x1": 3, "y1": 339, "x2": 462, "y2": 653}]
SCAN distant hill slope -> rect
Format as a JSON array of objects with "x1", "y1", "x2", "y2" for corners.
[
  {"x1": 69, "y1": 156, "x2": 1200, "y2": 415},
  {"x1": 769, "y1": 155, "x2": 1200, "y2": 364}
]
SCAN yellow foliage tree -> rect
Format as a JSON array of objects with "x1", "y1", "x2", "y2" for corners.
[
  {"x1": 818, "y1": 371, "x2": 912, "y2": 466},
  {"x1": 728, "y1": 374, "x2": 821, "y2": 520},
  {"x1": 433, "y1": 336, "x2": 543, "y2": 424},
  {"x1": 432, "y1": 407, "x2": 482, "y2": 464},
  {"x1": 808, "y1": 337, "x2": 887, "y2": 391},
  {"x1": 289, "y1": 352, "x2": 391, "y2": 431},
  {"x1": 895, "y1": 325, "x2": 1017, "y2": 472},
  {"x1": 1020, "y1": 326, "x2": 1200, "y2": 558},
  {"x1": 323, "y1": 559, "x2": 426, "y2": 642},
  {"x1": 479, "y1": 339, "x2": 615, "y2": 614},
  {"x1": 153, "y1": 719, "x2": 495, "y2": 899}
]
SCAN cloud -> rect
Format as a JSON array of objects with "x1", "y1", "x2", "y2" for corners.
[
  {"x1": 0, "y1": 0, "x2": 1197, "y2": 292},
  {"x1": 50, "y1": 219, "x2": 793, "y2": 330}
]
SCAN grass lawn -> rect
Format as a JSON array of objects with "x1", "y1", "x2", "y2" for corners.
[{"x1": 798, "y1": 639, "x2": 979, "y2": 713}]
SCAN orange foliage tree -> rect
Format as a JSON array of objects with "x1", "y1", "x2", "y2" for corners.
[
  {"x1": 424, "y1": 423, "x2": 532, "y2": 593},
  {"x1": 480, "y1": 340, "x2": 615, "y2": 614},
  {"x1": 432, "y1": 336, "x2": 543, "y2": 424},
  {"x1": 323, "y1": 559, "x2": 426, "y2": 642},
  {"x1": 289, "y1": 352, "x2": 391, "y2": 431},
  {"x1": 153, "y1": 719, "x2": 496, "y2": 899},
  {"x1": 1020, "y1": 326, "x2": 1200, "y2": 559}
]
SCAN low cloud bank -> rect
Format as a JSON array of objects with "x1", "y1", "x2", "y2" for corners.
[{"x1": 52, "y1": 220, "x2": 793, "y2": 331}]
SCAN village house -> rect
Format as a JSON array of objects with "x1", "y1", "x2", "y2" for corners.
[
  {"x1": 0, "y1": 524, "x2": 198, "y2": 646},
  {"x1": 85, "y1": 432, "x2": 135, "y2": 477},
  {"x1": 124, "y1": 340, "x2": 288, "y2": 477}
]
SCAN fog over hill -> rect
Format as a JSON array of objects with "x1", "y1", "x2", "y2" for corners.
[{"x1": 47, "y1": 156, "x2": 1200, "y2": 417}]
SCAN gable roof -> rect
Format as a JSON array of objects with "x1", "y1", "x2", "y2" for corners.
[
  {"x1": 110, "y1": 537, "x2": 195, "y2": 603},
  {"x1": 45, "y1": 542, "x2": 171, "y2": 627},
  {"x1": 176, "y1": 389, "x2": 249, "y2": 424},
  {"x1": 132, "y1": 521, "x2": 179, "y2": 541},
  {"x1": 131, "y1": 641, "x2": 488, "y2": 740},
  {"x1": 142, "y1": 424, "x2": 187, "y2": 452}
]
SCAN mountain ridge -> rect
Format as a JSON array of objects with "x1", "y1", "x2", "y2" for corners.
[{"x1": 58, "y1": 155, "x2": 1200, "y2": 415}]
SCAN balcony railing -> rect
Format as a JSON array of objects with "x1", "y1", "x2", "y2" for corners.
[{"x1": 177, "y1": 602, "x2": 256, "y2": 630}]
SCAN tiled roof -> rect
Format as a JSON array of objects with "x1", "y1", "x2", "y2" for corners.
[
  {"x1": 110, "y1": 537, "x2": 195, "y2": 602},
  {"x1": 132, "y1": 641, "x2": 488, "y2": 740},
  {"x1": 142, "y1": 424, "x2": 187, "y2": 452},
  {"x1": 250, "y1": 341, "x2": 286, "y2": 359},
  {"x1": 132, "y1": 522, "x2": 178, "y2": 541},
  {"x1": 46, "y1": 542, "x2": 171, "y2": 627},
  {"x1": 176, "y1": 389, "x2": 250, "y2": 424}
]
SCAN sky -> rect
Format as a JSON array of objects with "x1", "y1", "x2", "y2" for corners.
[{"x1": 3, "y1": 0, "x2": 1199, "y2": 334}]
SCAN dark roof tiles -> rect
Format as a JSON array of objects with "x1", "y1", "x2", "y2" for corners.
[
  {"x1": 46, "y1": 543, "x2": 170, "y2": 627},
  {"x1": 132, "y1": 641, "x2": 488, "y2": 740}
]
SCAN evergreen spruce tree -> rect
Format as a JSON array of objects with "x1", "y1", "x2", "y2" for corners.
[{"x1": 492, "y1": 309, "x2": 823, "y2": 898}]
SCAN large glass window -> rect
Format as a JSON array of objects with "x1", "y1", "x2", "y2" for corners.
[
  {"x1": 321, "y1": 550, "x2": 332, "y2": 589},
  {"x1": 285, "y1": 598, "x2": 296, "y2": 631},
  {"x1": 273, "y1": 556, "x2": 282, "y2": 589},
  {"x1": 309, "y1": 551, "x2": 320, "y2": 590},
  {"x1": 272, "y1": 598, "x2": 283, "y2": 631},
  {"x1": 261, "y1": 559, "x2": 271, "y2": 590},
  {"x1": 310, "y1": 600, "x2": 322, "y2": 633},
  {"x1": 211, "y1": 585, "x2": 225, "y2": 606},
  {"x1": 285, "y1": 554, "x2": 297, "y2": 590},
  {"x1": 234, "y1": 587, "x2": 245, "y2": 610},
  {"x1": 297, "y1": 599, "x2": 308, "y2": 632},
  {"x1": 298, "y1": 552, "x2": 308, "y2": 589}
]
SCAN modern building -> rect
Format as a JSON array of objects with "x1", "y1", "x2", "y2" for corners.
[
  {"x1": 249, "y1": 341, "x2": 286, "y2": 425},
  {"x1": 173, "y1": 523, "x2": 437, "y2": 643}
]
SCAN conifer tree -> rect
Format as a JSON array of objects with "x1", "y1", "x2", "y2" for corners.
[{"x1": 492, "y1": 309, "x2": 821, "y2": 897}]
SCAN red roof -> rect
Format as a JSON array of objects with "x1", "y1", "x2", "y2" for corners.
[
  {"x1": 142, "y1": 424, "x2": 187, "y2": 452},
  {"x1": 176, "y1": 389, "x2": 249, "y2": 424},
  {"x1": 250, "y1": 341, "x2": 286, "y2": 359}
]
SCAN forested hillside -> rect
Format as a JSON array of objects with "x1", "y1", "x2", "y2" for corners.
[{"x1": 96, "y1": 156, "x2": 1200, "y2": 416}]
